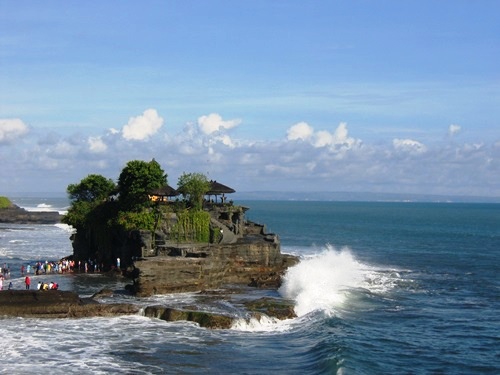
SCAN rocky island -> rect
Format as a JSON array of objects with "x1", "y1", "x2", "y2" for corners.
[
  {"x1": 0, "y1": 161, "x2": 300, "y2": 327},
  {"x1": 72, "y1": 190, "x2": 299, "y2": 299}
]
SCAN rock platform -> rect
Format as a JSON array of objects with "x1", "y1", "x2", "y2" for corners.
[{"x1": 0, "y1": 290, "x2": 139, "y2": 318}]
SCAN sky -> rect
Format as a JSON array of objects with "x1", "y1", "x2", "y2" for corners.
[{"x1": 1, "y1": 1, "x2": 499, "y2": 199}]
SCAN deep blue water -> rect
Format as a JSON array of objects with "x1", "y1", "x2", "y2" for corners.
[
  {"x1": 1, "y1": 198, "x2": 499, "y2": 374},
  {"x1": 243, "y1": 201, "x2": 500, "y2": 374}
]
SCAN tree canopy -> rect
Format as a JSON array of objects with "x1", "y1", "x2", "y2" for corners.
[
  {"x1": 177, "y1": 172, "x2": 211, "y2": 210},
  {"x1": 63, "y1": 174, "x2": 116, "y2": 229},
  {"x1": 118, "y1": 159, "x2": 167, "y2": 211},
  {"x1": 67, "y1": 174, "x2": 116, "y2": 203}
]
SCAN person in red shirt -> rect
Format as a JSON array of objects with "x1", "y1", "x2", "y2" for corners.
[{"x1": 25, "y1": 276, "x2": 31, "y2": 290}]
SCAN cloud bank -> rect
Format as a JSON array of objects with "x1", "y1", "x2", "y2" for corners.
[
  {"x1": 0, "y1": 109, "x2": 498, "y2": 198},
  {"x1": 0, "y1": 119, "x2": 29, "y2": 143}
]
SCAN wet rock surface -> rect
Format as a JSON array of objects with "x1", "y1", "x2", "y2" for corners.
[
  {"x1": 0, "y1": 290, "x2": 139, "y2": 318},
  {"x1": 243, "y1": 297, "x2": 297, "y2": 320},
  {"x1": 0, "y1": 286, "x2": 298, "y2": 329}
]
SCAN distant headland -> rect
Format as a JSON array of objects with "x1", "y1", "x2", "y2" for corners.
[{"x1": 0, "y1": 196, "x2": 61, "y2": 224}]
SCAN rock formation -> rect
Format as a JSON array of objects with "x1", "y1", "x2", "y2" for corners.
[
  {"x1": 71, "y1": 202, "x2": 299, "y2": 297},
  {"x1": 0, "y1": 289, "x2": 296, "y2": 329},
  {"x1": 0, "y1": 204, "x2": 61, "y2": 224},
  {"x1": 0, "y1": 290, "x2": 139, "y2": 318},
  {"x1": 128, "y1": 220, "x2": 298, "y2": 296}
]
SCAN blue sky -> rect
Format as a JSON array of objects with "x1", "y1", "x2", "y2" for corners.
[{"x1": 1, "y1": 1, "x2": 499, "y2": 198}]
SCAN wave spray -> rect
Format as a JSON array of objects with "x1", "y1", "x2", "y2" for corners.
[{"x1": 279, "y1": 245, "x2": 368, "y2": 317}]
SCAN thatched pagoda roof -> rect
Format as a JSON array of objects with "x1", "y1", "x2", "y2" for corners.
[
  {"x1": 206, "y1": 180, "x2": 235, "y2": 195},
  {"x1": 150, "y1": 184, "x2": 180, "y2": 197}
]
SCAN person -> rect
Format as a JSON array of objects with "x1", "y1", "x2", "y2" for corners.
[
  {"x1": 25, "y1": 276, "x2": 31, "y2": 290},
  {"x1": 116, "y1": 257, "x2": 120, "y2": 268},
  {"x1": 37, "y1": 281, "x2": 42, "y2": 290},
  {"x1": 8, "y1": 281, "x2": 13, "y2": 290}
]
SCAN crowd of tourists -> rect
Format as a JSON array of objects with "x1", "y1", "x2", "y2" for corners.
[
  {"x1": 0, "y1": 258, "x2": 110, "y2": 291},
  {"x1": 20, "y1": 259, "x2": 75, "y2": 275}
]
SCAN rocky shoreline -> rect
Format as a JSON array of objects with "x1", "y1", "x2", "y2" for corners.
[
  {"x1": 0, "y1": 198, "x2": 300, "y2": 328},
  {"x1": 0, "y1": 290, "x2": 139, "y2": 319},
  {"x1": 0, "y1": 289, "x2": 296, "y2": 329},
  {"x1": 0, "y1": 204, "x2": 61, "y2": 224}
]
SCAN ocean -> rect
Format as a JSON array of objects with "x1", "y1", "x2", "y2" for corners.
[{"x1": 0, "y1": 197, "x2": 498, "y2": 374}]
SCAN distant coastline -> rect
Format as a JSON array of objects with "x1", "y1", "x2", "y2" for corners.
[
  {"x1": 2, "y1": 191, "x2": 499, "y2": 204},
  {"x1": 235, "y1": 191, "x2": 500, "y2": 204},
  {"x1": 0, "y1": 201, "x2": 62, "y2": 224}
]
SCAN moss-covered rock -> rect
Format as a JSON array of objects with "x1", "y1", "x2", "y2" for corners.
[
  {"x1": 143, "y1": 306, "x2": 234, "y2": 329},
  {"x1": 244, "y1": 297, "x2": 297, "y2": 320}
]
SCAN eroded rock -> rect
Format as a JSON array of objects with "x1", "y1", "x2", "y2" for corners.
[{"x1": 144, "y1": 306, "x2": 234, "y2": 329}]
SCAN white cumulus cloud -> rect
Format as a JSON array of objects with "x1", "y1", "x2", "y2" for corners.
[
  {"x1": 197, "y1": 113, "x2": 241, "y2": 135},
  {"x1": 0, "y1": 118, "x2": 29, "y2": 143},
  {"x1": 288, "y1": 121, "x2": 360, "y2": 151},
  {"x1": 393, "y1": 138, "x2": 427, "y2": 154},
  {"x1": 449, "y1": 124, "x2": 461, "y2": 136},
  {"x1": 287, "y1": 122, "x2": 314, "y2": 141},
  {"x1": 122, "y1": 109, "x2": 163, "y2": 141},
  {"x1": 88, "y1": 136, "x2": 107, "y2": 153}
]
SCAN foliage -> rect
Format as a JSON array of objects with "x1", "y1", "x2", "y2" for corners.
[
  {"x1": 0, "y1": 196, "x2": 12, "y2": 209},
  {"x1": 118, "y1": 159, "x2": 167, "y2": 211},
  {"x1": 171, "y1": 209, "x2": 211, "y2": 243},
  {"x1": 62, "y1": 200, "x2": 93, "y2": 228},
  {"x1": 177, "y1": 172, "x2": 211, "y2": 210},
  {"x1": 116, "y1": 209, "x2": 156, "y2": 232},
  {"x1": 63, "y1": 174, "x2": 115, "y2": 229},
  {"x1": 63, "y1": 159, "x2": 222, "y2": 265},
  {"x1": 67, "y1": 174, "x2": 116, "y2": 203}
]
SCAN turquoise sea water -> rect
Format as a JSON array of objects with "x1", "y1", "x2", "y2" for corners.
[{"x1": 0, "y1": 198, "x2": 499, "y2": 374}]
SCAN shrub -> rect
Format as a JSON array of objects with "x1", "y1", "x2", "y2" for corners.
[{"x1": 0, "y1": 196, "x2": 13, "y2": 209}]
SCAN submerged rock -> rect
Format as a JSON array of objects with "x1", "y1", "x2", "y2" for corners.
[
  {"x1": 244, "y1": 297, "x2": 297, "y2": 320},
  {"x1": 143, "y1": 306, "x2": 234, "y2": 329}
]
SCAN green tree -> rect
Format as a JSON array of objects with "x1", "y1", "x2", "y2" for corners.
[
  {"x1": 67, "y1": 174, "x2": 116, "y2": 203},
  {"x1": 63, "y1": 174, "x2": 116, "y2": 228},
  {"x1": 117, "y1": 159, "x2": 167, "y2": 211},
  {"x1": 0, "y1": 196, "x2": 12, "y2": 209},
  {"x1": 177, "y1": 172, "x2": 211, "y2": 210}
]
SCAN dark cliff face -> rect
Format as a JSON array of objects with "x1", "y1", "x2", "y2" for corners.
[
  {"x1": 69, "y1": 204, "x2": 300, "y2": 296},
  {"x1": 0, "y1": 205, "x2": 61, "y2": 224},
  {"x1": 128, "y1": 224, "x2": 299, "y2": 297}
]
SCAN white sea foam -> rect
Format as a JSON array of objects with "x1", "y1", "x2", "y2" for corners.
[
  {"x1": 54, "y1": 223, "x2": 76, "y2": 234},
  {"x1": 279, "y1": 245, "x2": 399, "y2": 317},
  {"x1": 13, "y1": 199, "x2": 69, "y2": 215},
  {"x1": 230, "y1": 245, "x2": 402, "y2": 332},
  {"x1": 231, "y1": 314, "x2": 294, "y2": 332}
]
